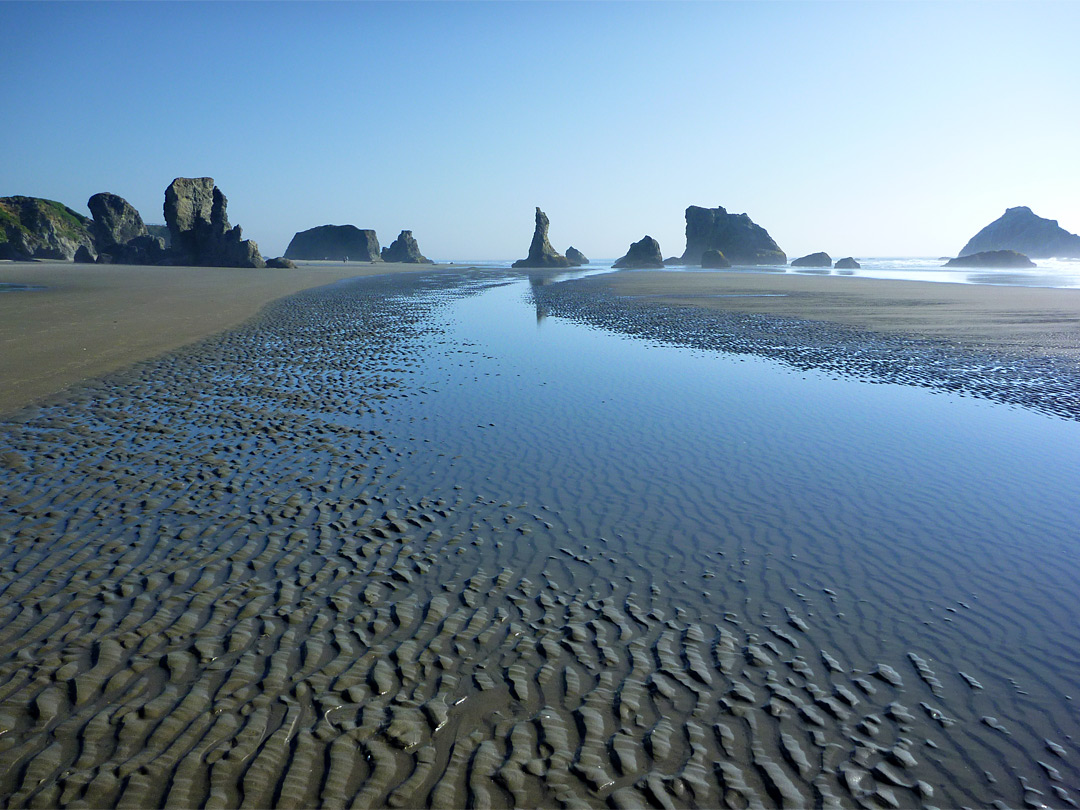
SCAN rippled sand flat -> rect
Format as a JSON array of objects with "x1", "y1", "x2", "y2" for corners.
[{"x1": 0, "y1": 269, "x2": 1077, "y2": 808}]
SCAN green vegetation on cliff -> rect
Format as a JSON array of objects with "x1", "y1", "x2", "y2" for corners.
[{"x1": 0, "y1": 196, "x2": 93, "y2": 259}]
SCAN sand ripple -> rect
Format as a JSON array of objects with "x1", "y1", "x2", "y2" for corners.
[{"x1": 0, "y1": 270, "x2": 1076, "y2": 808}]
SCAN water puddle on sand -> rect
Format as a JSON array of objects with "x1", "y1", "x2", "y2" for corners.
[{"x1": 0, "y1": 269, "x2": 1078, "y2": 808}]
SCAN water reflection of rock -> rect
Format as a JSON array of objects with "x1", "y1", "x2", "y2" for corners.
[{"x1": 528, "y1": 273, "x2": 550, "y2": 325}]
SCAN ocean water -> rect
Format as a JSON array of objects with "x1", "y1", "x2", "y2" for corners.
[
  {"x1": 0, "y1": 268, "x2": 1077, "y2": 807},
  {"x1": 461, "y1": 256, "x2": 1080, "y2": 288}
]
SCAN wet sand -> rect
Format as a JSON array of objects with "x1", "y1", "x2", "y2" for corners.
[
  {"x1": 532, "y1": 270, "x2": 1080, "y2": 421},
  {"x1": 591, "y1": 269, "x2": 1080, "y2": 359},
  {"x1": 0, "y1": 261, "x2": 452, "y2": 416},
  {"x1": 0, "y1": 269, "x2": 1078, "y2": 807}
]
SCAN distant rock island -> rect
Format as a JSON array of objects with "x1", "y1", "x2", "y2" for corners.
[
  {"x1": 85, "y1": 192, "x2": 167, "y2": 265},
  {"x1": 164, "y1": 178, "x2": 264, "y2": 267},
  {"x1": 381, "y1": 230, "x2": 432, "y2": 264},
  {"x1": 945, "y1": 250, "x2": 1035, "y2": 269},
  {"x1": 512, "y1": 208, "x2": 573, "y2": 269},
  {"x1": 959, "y1": 206, "x2": 1080, "y2": 259},
  {"x1": 700, "y1": 249, "x2": 731, "y2": 268},
  {"x1": 565, "y1": 246, "x2": 589, "y2": 266},
  {"x1": 613, "y1": 235, "x2": 664, "y2": 269},
  {"x1": 792, "y1": 251, "x2": 831, "y2": 268},
  {"x1": 0, "y1": 196, "x2": 95, "y2": 260},
  {"x1": 835, "y1": 257, "x2": 860, "y2": 269},
  {"x1": 284, "y1": 225, "x2": 381, "y2": 262},
  {"x1": 679, "y1": 205, "x2": 786, "y2": 266}
]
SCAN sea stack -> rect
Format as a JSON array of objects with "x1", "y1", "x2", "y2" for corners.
[
  {"x1": 944, "y1": 250, "x2": 1035, "y2": 268},
  {"x1": 88, "y1": 193, "x2": 148, "y2": 249},
  {"x1": 791, "y1": 251, "x2": 832, "y2": 267},
  {"x1": 959, "y1": 207, "x2": 1080, "y2": 259},
  {"x1": 512, "y1": 207, "x2": 573, "y2": 268},
  {"x1": 700, "y1": 249, "x2": 731, "y2": 268},
  {"x1": 164, "y1": 177, "x2": 265, "y2": 268},
  {"x1": 679, "y1": 205, "x2": 786, "y2": 266},
  {"x1": 88, "y1": 192, "x2": 167, "y2": 265},
  {"x1": 284, "y1": 225, "x2": 382, "y2": 262},
  {"x1": 565, "y1": 246, "x2": 589, "y2": 266},
  {"x1": 381, "y1": 230, "x2": 433, "y2": 263},
  {"x1": 613, "y1": 235, "x2": 664, "y2": 269}
]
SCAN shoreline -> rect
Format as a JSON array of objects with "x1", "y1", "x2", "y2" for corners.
[
  {"x1": 584, "y1": 269, "x2": 1080, "y2": 360},
  {"x1": 0, "y1": 261, "x2": 455, "y2": 416},
  {"x1": 5, "y1": 261, "x2": 1080, "y2": 418}
]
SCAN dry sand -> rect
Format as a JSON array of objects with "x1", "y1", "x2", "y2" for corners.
[
  {"x1": 0, "y1": 260, "x2": 452, "y2": 415},
  {"x1": 594, "y1": 269, "x2": 1080, "y2": 359}
]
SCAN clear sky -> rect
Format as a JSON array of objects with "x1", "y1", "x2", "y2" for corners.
[{"x1": 2, "y1": 1, "x2": 1078, "y2": 261}]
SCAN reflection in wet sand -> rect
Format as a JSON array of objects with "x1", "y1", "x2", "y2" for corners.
[{"x1": 0, "y1": 269, "x2": 1077, "y2": 808}]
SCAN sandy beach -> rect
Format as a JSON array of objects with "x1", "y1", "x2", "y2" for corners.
[
  {"x1": 0, "y1": 261, "x2": 452, "y2": 415},
  {"x1": 0, "y1": 267, "x2": 1077, "y2": 808},
  {"x1": 589, "y1": 269, "x2": 1080, "y2": 359},
  {"x1": 7, "y1": 263, "x2": 1080, "y2": 419}
]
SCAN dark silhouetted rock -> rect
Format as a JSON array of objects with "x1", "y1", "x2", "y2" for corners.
[
  {"x1": 164, "y1": 177, "x2": 265, "y2": 268},
  {"x1": 88, "y1": 192, "x2": 147, "y2": 250},
  {"x1": 959, "y1": 206, "x2": 1080, "y2": 259},
  {"x1": 284, "y1": 225, "x2": 382, "y2": 262},
  {"x1": 100, "y1": 234, "x2": 167, "y2": 265},
  {"x1": 73, "y1": 245, "x2": 96, "y2": 264},
  {"x1": 512, "y1": 208, "x2": 572, "y2": 268},
  {"x1": 146, "y1": 224, "x2": 171, "y2": 247},
  {"x1": 565, "y1": 246, "x2": 589, "y2": 266},
  {"x1": 265, "y1": 257, "x2": 296, "y2": 269},
  {"x1": 613, "y1": 235, "x2": 664, "y2": 269},
  {"x1": 664, "y1": 256, "x2": 684, "y2": 265},
  {"x1": 0, "y1": 196, "x2": 94, "y2": 260},
  {"x1": 679, "y1": 205, "x2": 786, "y2": 266},
  {"x1": 381, "y1": 230, "x2": 433, "y2": 263},
  {"x1": 701, "y1": 249, "x2": 731, "y2": 268},
  {"x1": 944, "y1": 250, "x2": 1035, "y2": 268},
  {"x1": 792, "y1": 251, "x2": 831, "y2": 267},
  {"x1": 834, "y1": 257, "x2": 860, "y2": 269},
  {"x1": 85, "y1": 193, "x2": 170, "y2": 265}
]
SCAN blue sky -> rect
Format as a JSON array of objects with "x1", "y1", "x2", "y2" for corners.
[{"x1": 2, "y1": 1, "x2": 1078, "y2": 260}]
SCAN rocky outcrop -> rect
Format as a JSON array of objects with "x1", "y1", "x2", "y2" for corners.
[
  {"x1": 834, "y1": 257, "x2": 860, "y2": 269},
  {"x1": 792, "y1": 251, "x2": 831, "y2": 267},
  {"x1": 284, "y1": 225, "x2": 382, "y2": 262},
  {"x1": 944, "y1": 250, "x2": 1035, "y2": 268},
  {"x1": 565, "y1": 246, "x2": 589, "y2": 266},
  {"x1": 679, "y1": 205, "x2": 786, "y2": 266},
  {"x1": 512, "y1": 208, "x2": 572, "y2": 268},
  {"x1": 73, "y1": 245, "x2": 96, "y2": 264},
  {"x1": 146, "y1": 224, "x2": 171, "y2": 248},
  {"x1": 381, "y1": 230, "x2": 433, "y2": 263},
  {"x1": 265, "y1": 257, "x2": 296, "y2": 269},
  {"x1": 164, "y1": 177, "x2": 264, "y2": 268},
  {"x1": 85, "y1": 192, "x2": 169, "y2": 265},
  {"x1": 88, "y1": 192, "x2": 147, "y2": 249},
  {"x1": 99, "y1": 235, "x2": 168, "y2": 265},
  {"x1": 701, "y1": 249, "x2": 731, "y2": 268},
  {"x1": 613, "y1": 235, "x2": 664, "y2": 269},
  {"x1": 0, "y1": 196, "x2": 94, "y2": 260},
  {"x1": 959, "y1": 206, "x2": 1080, "y2": 259}
]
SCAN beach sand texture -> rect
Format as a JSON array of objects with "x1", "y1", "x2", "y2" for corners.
[
  {"x1": 0, "y1": 268, "x2": 1077, "y2": 807},
  {"x1": 0, "y1": 261, "x2": 446, "y2": 416},
  {"x1": 594, "y1": 268, "x2": 1080, "y2": 358}
]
